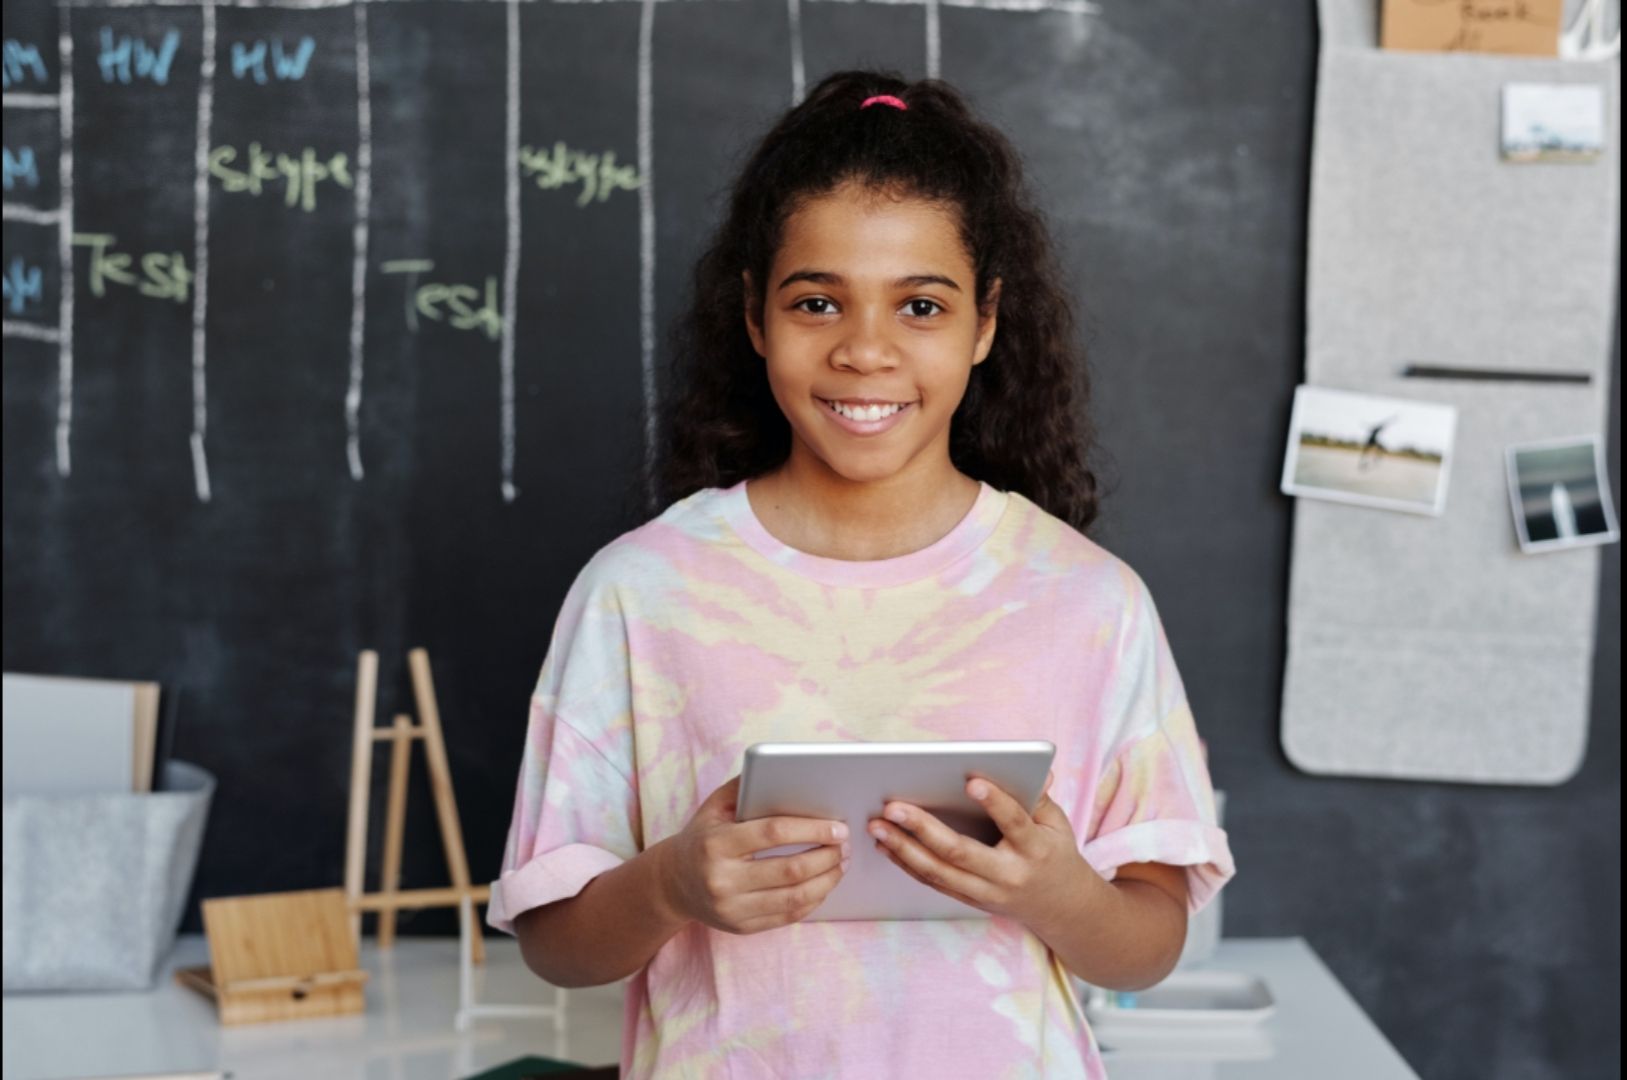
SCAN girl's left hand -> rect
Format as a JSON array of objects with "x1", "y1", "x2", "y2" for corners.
[{"x1": 867, "y1": 770, "x2": 1096, "y2": 931}]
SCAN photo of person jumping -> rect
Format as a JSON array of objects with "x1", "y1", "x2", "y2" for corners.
[
  {"x1": 1281, "y1": 387, "x2": 1456, "y2": 515},
  {"x1": 1357, "y1": 414, "x2": 1400, "y2": 472}
]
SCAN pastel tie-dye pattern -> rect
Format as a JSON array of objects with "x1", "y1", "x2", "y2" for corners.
[{"x1": 488, "y1": 479, "x2": 1236, "y2": 1078}]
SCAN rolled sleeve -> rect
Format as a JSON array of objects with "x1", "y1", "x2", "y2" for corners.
[
  {"x1": 1077, "y1": 569, "x2": 1236, "y2": 917},
  {"x1": 488, "y1": 841, "x2": 630, "y2": 935},
  {"x1": 486, "y1": 704, "x2": 641, "y2": 936},
  {"x1": 487, "y1": 553, "x2": 642, "y2": 937},
  {"x1": 1080, "y1": 711, "x2": 1235, "y2": 917}
]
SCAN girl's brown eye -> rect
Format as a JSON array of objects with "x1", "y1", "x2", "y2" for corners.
[{"x1": 794, "y1": 298, "x2": 943, "y2": 318}]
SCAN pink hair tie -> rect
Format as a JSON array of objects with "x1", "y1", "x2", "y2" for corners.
[{"x1": 860, "y1": 94, "x2": 908, "y2": 111}]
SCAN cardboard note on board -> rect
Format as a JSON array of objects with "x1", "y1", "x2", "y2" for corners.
[{"x1": 1381, "y1": 0, "x2": 1563, "y2": 56}]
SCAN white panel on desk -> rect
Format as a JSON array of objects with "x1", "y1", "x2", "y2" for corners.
[{"x1": 2, "y1": 673, "x2": 139, "y2": 796}]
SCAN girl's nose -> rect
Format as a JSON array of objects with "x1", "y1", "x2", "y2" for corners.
[{"x1": 832, "y1": 322, "x2": 899, "y2": 372}]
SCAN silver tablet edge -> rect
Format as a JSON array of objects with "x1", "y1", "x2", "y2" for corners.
[{"x1": 744, "y1": 739, "x2": 1055, "y2": 758}]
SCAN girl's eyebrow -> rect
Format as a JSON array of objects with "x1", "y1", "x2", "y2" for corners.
[{"x1": 776, "y1": 269, "x2": 962, "y2": 293}]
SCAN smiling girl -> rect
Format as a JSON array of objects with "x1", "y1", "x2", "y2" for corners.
[{"x1": 488, "y1": 70, "x2": 1235, "y2": 1078}]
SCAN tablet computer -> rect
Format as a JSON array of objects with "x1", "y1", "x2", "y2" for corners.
[{"x1": 735, "y1": 739, "x2": 1055, "y2": 921}]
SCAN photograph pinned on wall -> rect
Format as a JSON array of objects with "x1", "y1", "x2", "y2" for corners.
[
  {"x1": 1501, "y1": 83, "x2": 1605, "y2": 163},
  {"x1": 1505, "y1": 435, "x2": 1620, "y2": 554},
  {"x1": 1280, "y1": 385, "x2": 1457, "y2": 516}
]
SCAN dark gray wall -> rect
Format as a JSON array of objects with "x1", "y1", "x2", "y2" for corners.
[{"x1": 2, "y1": 2, "x2": 1617, "y2": 1077}]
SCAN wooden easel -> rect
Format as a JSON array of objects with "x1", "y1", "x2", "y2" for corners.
[{"x1": 343, "y1": 647, "x2": 488, "y2": 963}]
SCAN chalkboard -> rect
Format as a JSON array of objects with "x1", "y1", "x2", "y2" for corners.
[{"x1": 2, "y1": 3, "x2": 1618, "y2": 1077}]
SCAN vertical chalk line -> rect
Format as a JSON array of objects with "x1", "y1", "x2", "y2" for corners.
[
  {"x1": 189, "y1": 0, "x2": 217, "y2": 502},
  {"x1": 787, "y1": 0, "x2": 805, "y2": 105},
  {"x1": 925, "y1": 0, "x2": 940, "y2": 78},
  {"x1": 499, "y1": 0, "x2": 520, "y2": 503},
  {"x1": 638, "y1": 0, "x2": 656, "y2": 511},
  {"x1": 55, "y1": 21, "x2": 75, "y2": 477},
  {"x1": 346, "y1": 0, "x2": 372, "y2": 482}
]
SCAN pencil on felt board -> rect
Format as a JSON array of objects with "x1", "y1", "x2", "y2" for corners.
[{"x1": 1401, "y1": 363, "x2": 1591, "y2": 384}]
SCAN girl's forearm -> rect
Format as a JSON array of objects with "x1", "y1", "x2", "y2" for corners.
[
  {"x1": 1028, "y1": 861, "x2": 1188, "y2": 992},
  {"x1": 513, "y1": 837, "x2": 691, "y2": 988}
]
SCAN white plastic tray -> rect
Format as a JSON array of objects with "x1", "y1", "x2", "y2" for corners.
[{"x1": 1084, "y1": 969, "x2": 1275, "y2": 1034}]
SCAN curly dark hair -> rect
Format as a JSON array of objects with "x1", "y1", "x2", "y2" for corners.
[{"x1": 642, "y1": 68, "x2": 1102, "y2": 535}]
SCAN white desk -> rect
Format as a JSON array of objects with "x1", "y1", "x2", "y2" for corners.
[
  {"x1": 1092, "y1": 939, "x2": 1419, "y2": 1079},
  {"x1": 2, "y1": 935, "x2": 1417, "y2": 1079}
]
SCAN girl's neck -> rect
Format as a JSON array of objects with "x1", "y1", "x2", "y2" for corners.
[{"x1": 745, "y1": 459, "x2": 981, "y2": 563}]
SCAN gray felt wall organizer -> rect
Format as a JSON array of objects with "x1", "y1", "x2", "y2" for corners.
[{"x1": 1283, "y1": 0, "x2": 1620, "y2": 785}]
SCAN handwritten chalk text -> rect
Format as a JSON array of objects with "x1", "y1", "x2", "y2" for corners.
[
  {"x1": 518, "y1": 141, "x2": 641, "y2": 206},
  {"x1": 381, "y1": 258, "x2": 501, "y2": 341},
  {"x1": 3, "y1": 257, "x2": 44, "y2": 314},
  {"x1": 209, "y1": 143, "x2": 353, "y2": 212},
  {"x1": 98, "y1": 28, "x2": 181, "y2": 86},
  {"x1": 2, "y1": 40, "x2": 49, "y2": 89},
  {"x1": 73, "y1": 232, "x2": 192, "y2": 303},
  {"x1": 229, "y1": 36, "x2": 315, "y2": 83},
  {"x1": 3, "y1": 146, "x2": 41, "y2": 191}
]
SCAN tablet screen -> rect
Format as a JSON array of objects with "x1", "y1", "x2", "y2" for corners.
[{"x1": 735, "y1": 739, "x2": 1054, "y2": 921}]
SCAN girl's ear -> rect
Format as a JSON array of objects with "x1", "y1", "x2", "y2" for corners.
[
  {"x1": 980, "y1": 277, "x2": 1003, "y2": 322},
  {"x1": 972, "y1": 277, "x2": 1002, "y2": 365},
  {"x1": 742, "y1": 270, "x2": 766, "y2": 357}
]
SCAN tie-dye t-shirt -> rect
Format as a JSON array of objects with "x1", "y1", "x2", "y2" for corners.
[{"x1": 488, "y1": 478, "x2": 1235, "y2": 1078}]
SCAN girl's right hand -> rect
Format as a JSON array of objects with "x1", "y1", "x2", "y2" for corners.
[{"x1": 656, "y1": 774, "x2": 850, "y2": 934}]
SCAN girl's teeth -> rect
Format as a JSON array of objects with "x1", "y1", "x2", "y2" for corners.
[{"x1": 826, "y1": 400, "x2": 904, "y2": 421}]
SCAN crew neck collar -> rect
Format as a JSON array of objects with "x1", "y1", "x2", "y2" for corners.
[{"x1": 719, "y1": 478, "x2": 1009, "y2": 587}]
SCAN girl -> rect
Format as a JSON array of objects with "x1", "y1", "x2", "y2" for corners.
[{"x1": 488, "y1": 70, "x2": 1235, "y2": 1078}]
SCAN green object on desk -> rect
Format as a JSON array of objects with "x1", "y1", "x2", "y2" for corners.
[{"x1": 461, "y1": 1054, "x2": 618, "y2": 1079}]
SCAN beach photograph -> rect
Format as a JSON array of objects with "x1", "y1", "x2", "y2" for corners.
[
  {"x1": 1281, "y1": 385, "x2": 1457, "y2": 515},
  {"x1": 1501, "y1": 82, "x2": 1606, "y2": 163}
]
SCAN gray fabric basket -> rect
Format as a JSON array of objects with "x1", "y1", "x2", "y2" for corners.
[{"x1": 3, "y1": 760, "x2": 214, "y2": 991}]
